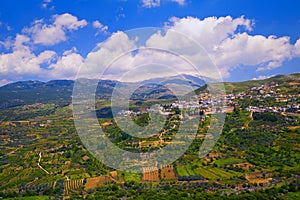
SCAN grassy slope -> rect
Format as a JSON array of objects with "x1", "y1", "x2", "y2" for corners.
[{"x1": 195, "y1": 73, "x2": 300, "y2": 94}]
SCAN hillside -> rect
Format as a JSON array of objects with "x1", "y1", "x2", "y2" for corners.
[
  {"x1": 195, "y1": 73, "x2": 300, "y2": 94},
  {"x1": 0, "y1": 73, "x2": 299, "y2": 199},
  {"x1": 0, "y1": 74, "x2": 206, "y2": 109}
]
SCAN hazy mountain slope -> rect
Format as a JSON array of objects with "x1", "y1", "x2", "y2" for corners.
[{"x1": 0, "y1": 74, "x2": 206, "y2": 109}]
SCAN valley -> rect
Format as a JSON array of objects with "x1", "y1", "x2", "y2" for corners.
[{"x1": 0, "y1": 73, "x2": 299, "y2": 199}]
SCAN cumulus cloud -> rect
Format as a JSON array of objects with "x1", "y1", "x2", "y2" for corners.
[
  {"x1": 146, "y1": 16, "x2": 297, "y2": 77},
  {"x1": 81, "y1": 29, "x2": 216, "y2": 81},
  {"x1": 0, "y1": 34, "x2": 56, "y2": 78},
  {"x1": 0, "y1": 34, "x2": 83, "y2": 81},
  {"x1": 80, "y1": 31, "x2": 136, "y2": 79},
  {"x1": 86, "y1": 15, "x2": 299, "y2": 80},
  {"x1": 218, "y1": 34, "x2": 293, "y2": 72},
  {"x1": 73, "y1": 15, "x2": 300, "y2": 81},
  {"x1": 294, "y1": 39, "x2": 300, "y2": 57},
  {"x1": 48, "y1": 48, "x2": 83, "y2": 79},
  {"x1": 0, "y1": 38, "x2": 82, "y2": 81},
  {"x1": 23, "y1": 13, "x2": 87, "y2": 46},
  {"x1": 0, "y1": 13, "x2": 89, "y2": 83},
  {"x1": 2, "y1": 15, "x2": 300, "y2": 84},
  {"x1": 92, "y1": 20, "x2": 108, "y2": 35}
]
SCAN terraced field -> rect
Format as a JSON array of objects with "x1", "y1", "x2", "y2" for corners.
[
  {"x1": 142, "y1": 167, "x2": 160, "y2": 182},
  {"x1": 161, "y1": 165, "x2": 177, "y2": 181},
  {"x1": 64, "y1": 179, "x2": 84, "y2": 195},
  {"x1": 212, "y1": 157, "x2": 245, "y2": 166},
  {"x1": 193, "y1": 167, "x2": 242, "y2": 181},
  {"x1": 85, "y1": 176, "x2": 113, "y2": 190},
  {"x1": 175, "y1": 165, "x2": 196, "y2": 177}
]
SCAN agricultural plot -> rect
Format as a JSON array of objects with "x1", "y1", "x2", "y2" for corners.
[
  {"x1": 64, "y1": 179, "x2": 84, "y2": 195},
  {"x1": 193, "y1": 167, "x2": 242, "y2": 181},
  {"x1": 161, "y1": 165, "x2": 177, "y2": 181},
  {"x1": 123, "y1": 172, "x2": 141, "y2": 183},
  {"x1": 176, "y1": 165, "x2": 206, "y2": 181},
  {"x1": 175, "y1": 165, "x2": 196, "y2": 177},
  {"x1": 175, "y1": 165, "x2": 189, "y2": 177},
  {"x1": 213, "y1": 157, "x2": 245, "y2": 166},
  {"x1": 142, "y1": 167, "x2": 159, "y2": 182},
  {"x1": 0, "y1": 167, "x2": 44, "y2": 190},
  {"x1": 85, "y1": 176, "x2": 113, "y2": 190}
]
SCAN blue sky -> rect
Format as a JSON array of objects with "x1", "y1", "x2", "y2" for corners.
[{"x1": 0, "y1": 0, "x2": 300, "y2": 85}]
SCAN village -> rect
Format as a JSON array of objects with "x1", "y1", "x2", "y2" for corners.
[{"x1": 116, "y1": 82, "x2": 299, "y2": 120}]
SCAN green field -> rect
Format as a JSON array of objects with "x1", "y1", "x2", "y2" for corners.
[
  {"x1": 193, "y1": 167, "x2": 242, "y2": 181},
  {"x1": 287, "y1": 192, "x2": 300, "y2": 200},
  {"x1": 177, "y1": 163, "x2": 245, "y2": 181},
  {"x1": 123, "y1": 172, "x2": 141, "y2": 183},
  {"x1": 213, "y1": 157, "x2": 245, "y2": 166},
  {"x1": 176, "y1": 165, "x2": 197, "y2": 177}
]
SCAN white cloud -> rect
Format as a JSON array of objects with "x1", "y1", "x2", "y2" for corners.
[
  {"x1": 23, "y1": 13, "x2": 87, "y2": 46},
  {"x1": 161, "y1": 16, "x2": 253, "y2": 51},
  {"x1": 0, "y1": 34, "x2": 56, "y2": 78},
  {"x1": 294, "y1": 38, "x2": 300, "y2": 57},
  {"x1": 80, "y1": 31, "x2": 136, "y2": 79},
  {"x1": 0, "y1": 34, "x2": 83, "y2": 81},
  {"x1": 0, "y1": 13, "x2": 88, "y2": 83},
  {"x1": 0, "y1": 13, "x2": 88, "y2": 82},
  {"x1": 217, "y1": 33, "x2": 293, "y2": 72},
  {"x1": 48, "y1": 48, "x2": 83, "y2": 79},
  {"x1": 2, "y1": 15, "x2": 300, "y2": 84},
  {"x1": 170, "y1": 0, "x2": 185, "y2": 5},
  {"x1": 77, "y1": 16, "x2": 300, "y2": 81},
  {"x1": 141, "y1": 0, "x2": 185, "y2": 8},
  {"x1": 81, "y1": 30, "x2": 211, "y2": 81},
  {"x1": 0, "y1": 40, "x2": 82, "y2": 81},
  {"x1": 141, "y1": 0, "x2": 161, "y2": 8},
  {"x1": 54, "y1": 13, "x2": 87, "y2": 30},
  {"x1": 42, "y1": 0, "x2": 54, "y2": 9},
  {"x1": 145, "y1": 16, "x2": 297, "y2": 77},
  {"x1": 92, "y1": 20, "x2": 108, "y2": 35},
  {"x1": 0, "y1": 37, "x2": 13, "y2": 50},
  {"x1": 252, "y1": 74, "x2": 275, "y2": 80}
]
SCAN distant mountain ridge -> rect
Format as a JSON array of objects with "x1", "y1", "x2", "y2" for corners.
[
  {"x1": 1, "y1": 73, "x2": 299, "y2": 110},
  {"x1": 0, "y1": 74, "x2": 206, "y2": 109},
  {"x1": 141, "y1": 74, "x2": 206, "y2": 87}
]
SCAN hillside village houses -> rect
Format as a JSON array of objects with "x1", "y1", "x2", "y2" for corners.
[{"x1": 117, "y1": 83, "x2": 299, "y2": 118}]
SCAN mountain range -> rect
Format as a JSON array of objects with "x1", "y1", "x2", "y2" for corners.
[
  {"x1": 0, "y1": 74, "x2": 206, "y2": 109},
  {"x1": 0, "y1": 73, "x2": 299, "y2": 110}
]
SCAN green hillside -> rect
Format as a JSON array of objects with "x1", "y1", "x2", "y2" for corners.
[{"x1": 0, "y1": 73, "x2": 299, "y2": 199}]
